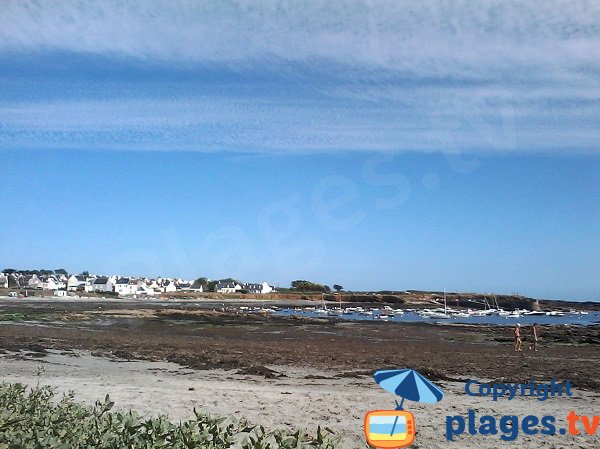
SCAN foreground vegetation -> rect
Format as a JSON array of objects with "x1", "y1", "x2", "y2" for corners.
[{"x1": 0, "y1": 383, "x2": 339, "y2": 449}]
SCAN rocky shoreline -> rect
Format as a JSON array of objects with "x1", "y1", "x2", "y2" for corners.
[{"x1": 0, "y1": 299, "x2": 598, "y2": 391}]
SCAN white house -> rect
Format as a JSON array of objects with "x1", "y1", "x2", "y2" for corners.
[
  {"x1": 215, "y1": 281, "x2": 242, "y2": 293},
  {"x1": 67, "y1": 275, "x2": 87, "y2": 291},
  {"x1": 261, "y1": 282, "x2": 274, "y2": 294},
  {"x1": 0, "y1": 274, "x2": 8, "y2": 289},
  {"x1": 243, "y1": 282, "x2": 274, "y2": 294},
  {"x1": 153, "y1": 277, "x2": 177, "y2": 293},
  {"x1": 84, "y1": 276, "x2": 98, "y2": 292},
  {"x1": 188, "y1": 280, "x2": 204, "y2": 292},
  {"x1": 135, "y1": 284, "x2": 157, "y2": 297},
  {"x1": 144, "y1": 279, "x2": 160, "y2": 293},
  {"x1": 161, "y1": 279, "x2": 177, "y2": 293},
  {"x1": 177, "y1": 282, "x2": 193, "y2": 291},
  {"x1": 90, "y1": 276, "x2": 115, "y2": 293},
  {"x1": 113, "y1": 278, "x2": 138, "y2": 296},
  {"x1": 27, "y1": 274, "x2": 43, "y2": 290},
  {"x1": 41, "y1": 276, "x2": 57, "y2": 290},
  {"x1": 41, "y1": 276, "x2": 64, "y2": 290},
  {"x1": 244, "y1": 283, "x2": 262, "y2": 294}
]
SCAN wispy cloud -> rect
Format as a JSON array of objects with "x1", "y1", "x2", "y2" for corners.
[
  {"x1": 0, "y1": 0, "x2": 598, "y2": 154},
  {"x1": 2, "y1": 1, "x2": 599, "y2": 74}
]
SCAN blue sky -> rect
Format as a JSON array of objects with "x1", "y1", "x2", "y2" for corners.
[{"x1": 0, "y1": 1, "x2": 599, "y2": 300}]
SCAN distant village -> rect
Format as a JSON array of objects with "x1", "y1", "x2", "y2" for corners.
[{"x1": 0, "y1": 270, "x2": 277, "y2": 297}]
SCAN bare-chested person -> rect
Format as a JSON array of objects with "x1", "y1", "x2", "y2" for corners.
[{"x1": 514, "y1": 323, "x2": 523, "y2": 351}]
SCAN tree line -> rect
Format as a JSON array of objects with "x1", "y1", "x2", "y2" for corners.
[
  {"x1": 289, "y1": 280, "x2": 344, "y2": 293},
  {"x1": 192, "y1": 277, "x2": 344, "y2": 293},
  {"x1": 2, "y1": 268, "x2": 68, "y2": 275}
]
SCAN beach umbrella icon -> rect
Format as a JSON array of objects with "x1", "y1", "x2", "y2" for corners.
[
  {"x1": 365, "y1": 369, "x2": 444, "y2": 448},
  {"x1": 374, "y1": 369, "x2": 444, "y2": 409}
]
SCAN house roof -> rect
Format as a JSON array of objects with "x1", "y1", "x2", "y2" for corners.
[
  {"x1": 40, "y1": 276, "x2": 59, "y2": 283},
  {"x1": 115, "y1": 278, "x2": 130, "y2": 285},
  {"x1": 93, "y1": 277, "x2": 109, "y2": 285}
]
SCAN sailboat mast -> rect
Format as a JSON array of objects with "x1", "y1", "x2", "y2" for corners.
[{"x1": 444, "y1": 288, "x2": 447, "y2": 313}]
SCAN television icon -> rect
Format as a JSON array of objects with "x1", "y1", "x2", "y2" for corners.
[{"x1": 364, "y1": 410, "x2": 416, "y2": 449}]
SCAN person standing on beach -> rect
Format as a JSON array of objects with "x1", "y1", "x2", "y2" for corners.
[
  {"x1": 514, "y1": 324, "x2": 523, "y2": 351},
  {"x1": 529, "y1": 323, "x2": 539, "y2": 351}
]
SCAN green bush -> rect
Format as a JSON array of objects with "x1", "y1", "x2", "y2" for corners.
[{"x1": 0, "y1": 383, "x2": 339, "y2": 449}]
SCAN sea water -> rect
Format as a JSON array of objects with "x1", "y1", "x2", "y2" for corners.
[{"x1": 274, "y1": 309, "x2": 600, "y2": 326}]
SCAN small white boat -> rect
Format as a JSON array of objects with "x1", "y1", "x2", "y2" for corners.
[
  {"x1": 420, "y1": 308, "x2": 451, "y2": 319},
  {"x1": 523, "y1": 311, "x2": 546, "y2": 316},
  {"x1": 569, "y1": 310, "x2": 588, "y2": 315},
  {"x1": 426, "y1": 312, "x2": 451, "y2": 319},
  {"x1": 260, "y1": 308, "x2": 276, "y2": 313}
]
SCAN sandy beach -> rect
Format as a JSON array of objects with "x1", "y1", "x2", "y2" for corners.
[
  {"x1": 1, "y1": 298, "x2": 599, "y2": 448},
  {"x1": 1, "y1": 350, "x2": 598, "y2": 449}
]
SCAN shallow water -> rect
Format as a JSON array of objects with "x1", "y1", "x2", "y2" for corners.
[{"x1": 274, "y1": 309, "x2": 600, "y2": 326}]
